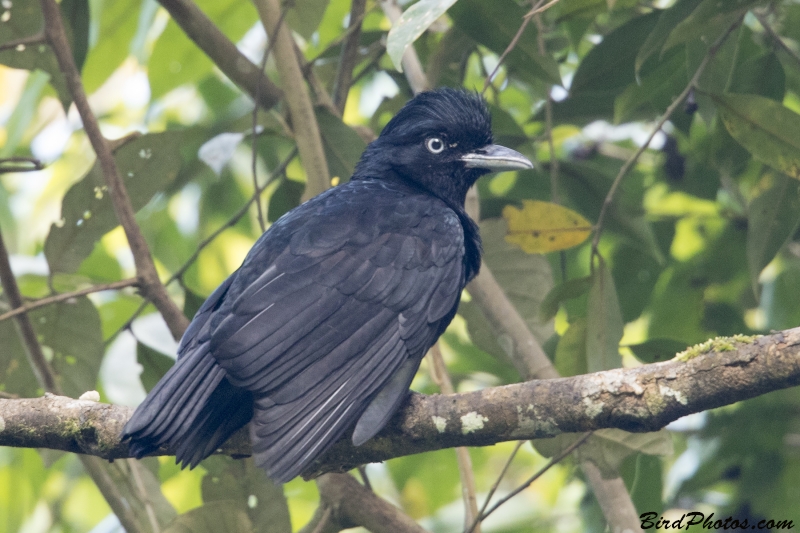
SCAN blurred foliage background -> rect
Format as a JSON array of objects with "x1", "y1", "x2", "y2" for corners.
[{"x1": 3, "y1": 0, "x2": 800, "y2": 531}]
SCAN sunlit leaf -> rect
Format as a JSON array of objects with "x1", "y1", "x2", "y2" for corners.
[
  {"x1": 45, "y1": 131, "x2": 185, "y2": 274},
  {"x1": 0, "y1": 70, "x2": 49, "y2": 158},
  {"x1": 711, "y1": 92, "x2": 800, "y2": 180},
  {"x1": 285, "y1": 0, "x2": 330, "y2": 39},
  {"x1": 315, "y1": 107, "x2": 367, "y2": 182},
  {"x1": 503, "y1": 200, "x2": 592, "y2": 254},
  {"x1": 387, "y1": 0, "x2": 459, "y2": 71},
  {"x1": 80, "y1": 0, "x2": 142, "y2": 92},
  {"x1": 540, "y1": 275, "x2": 592, "y2": 322},
  {"x1": 459, "y1": 218, "x2": 554, "y2": 364},
  {"x1": 202, "y1": 457, "x2": 291, "y2": 533},
  {"x1": 555, "y1": 318, "x2": 587, "y2": 377},
  {"x1": 586, "y1": 259, "x2": 623, "y2": 373},
  {"x1": 747, "y1": 173, "x2": 800, "y2": 294},
  {"x1": 163, "y1": 501, "x2": 253, "y2": 533}
]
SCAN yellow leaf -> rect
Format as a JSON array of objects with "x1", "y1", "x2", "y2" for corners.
[{"x1": 503, "y1": 200, "x2": 592, "y2": 253}]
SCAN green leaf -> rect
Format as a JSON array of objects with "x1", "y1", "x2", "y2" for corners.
[
  {"x1": 586, "y1": 259, "x2": 623, "y2": 373},
  {"x1": 635, "y1": 0, "x2": 703, "y2": 73},
  {"x1": 202, "y1": 457, "x2": 291, "y2": 533},
  {"x1": 0, "y1": 70, "x2": 50, "y2": 158},
  {"x1": 627, "y1": 338, "x2": 687, "y2": 363},
  {"x1": 80, "y1": 0, "x2": 141, "y2": 93},
  {"x1": 137, "y1": 342, "x2": 175, "y2": 392},
  {"x1": 387, "y1": 0, "x2": 459, "y2": 71},
  {"x1": 459, "y1": 218, "x2": 555, "y2": 364},
  {"x1": 615, "y1": 48, "x2": 687, "y2": 124},
  {"x1": 554, "y1": 318, "x2": 587, "y2": 377},
  {"x1": 314, "y1": 107, "x2": 367, "y2": 183},
  {"x1": 0, "y1": 1, "x2": 71, "y2": 110},
  {"x1": 540, "y1": 276, "x2": 592, "y2": 322},
  {"x1": 711, "y1": 92, "x2": 800, "y2": 180},
  {"x1": 35, "y1": 297, "x2": 104, "y2": 398},
  {"x1": 662, "y1": 0, "x2": 762, "y2": 53},
  {"x1": 449, "y1": 0, "x2": 561, "y2": 86},
  {"x1": 284, "y1": 0, "x2": 330, "y2": 39},
  {"x1": 534, "y1": 429, "x2": 673, "y2": 477},
  {"x1": 0, "y1": 320, "x2": 39, "y2": 397},
  {"x1": 148, "y1": 0, "x2": 258, "y2": 99},
  {"x1": 163, "y1": 501, "x2": 253, "y2": 533},
  {"x1": 747, "y1": 173, "x2": 800, "y2": 294},
  {"x1": 61, "y1": 0, "x2": 90, "y2": 73},
  {"x1": 267, "y1": 178, "x2": 304, "y2": 223},
  {"x1": 45, "y1": 131, "x2": 185, "y2": 274},
  {"x1": 570, "y1": 12, "x2": 660, "y2": 96}
]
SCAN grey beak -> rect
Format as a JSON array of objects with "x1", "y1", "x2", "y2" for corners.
[{"x1": 461, "y1": 144, "x2": 534, "y2": 171}]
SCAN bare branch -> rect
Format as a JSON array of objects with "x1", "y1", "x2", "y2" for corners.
[
  {"x1": 0, "y1": 156, "x2": 45, "y2": 174},
  {"x1": 156, "y1": 0, "x2": 283, "y2": 110},
  {"x1": 0, "y1": 278, "x2": 139, "y2": 324},
  {"x1": 2, "y1": 329, "x2": 798, "y2": 479},
  {"x1": 40, "y1": 0, "x2": 189, "y2": 340},
  {"x1": 590, "y1": 16, "x2": 743, "y2": 255},
  {"x1": 333, "y1": 0, "x2": 367, "y2": 113},
  {"x1": 253, "y1": 0, "x2": 330, "y2": 201}
]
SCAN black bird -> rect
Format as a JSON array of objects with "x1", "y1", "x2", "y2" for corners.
[{"x1": 122, "y1": 88, "x2": 533, "y2": 482}]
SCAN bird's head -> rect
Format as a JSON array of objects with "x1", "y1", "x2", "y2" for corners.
[{"x1": 353, "y1": 88, "x2": 533, "y2": 208}]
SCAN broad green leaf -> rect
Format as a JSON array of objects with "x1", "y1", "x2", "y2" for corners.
[
  {"x1": 662, "y1": 0, "x2": 763, "y2": 53},
  {"x1": 61, "y1": 0, "x2": 89, "y2": 73},
  {"x1": 534, "y1": 429, "x2": 672, "y2": 477},
  {"x1": 0, "y1": 1, "x2": 71, "y2": 110},
  {"x1": 554, "y1": 318, "x2": 588, "y2": 377},
  {"x1": 459, "y1": 218, "x2": 554, "y2": 363},
  {"x1": 163, "y1": 501, "x2": 253, "y2": 533},
  {"x1": 747, "y1": 173, "x2": 800, "y2": 294},
  {"x1": 315, "y1": 107, "x2": 367, "y2": 182},
  {"x1": 503, "y1": 200, "x2": 592, "y2": 254},
  {"x1": 635, "y1": 0, "x2": 703, "y2": 73},
  {"x1": 267, "y1": 178, "x2": 304, "y2": 223},
  {"x1": 0, "y1": 319, "x2": 39, "y2": 397},
  {"x1": 711, "y1": 92, "x2": 800, "y2": 180},
  {"x1": 149, "y1": 0, "x2": 258, "y2": 99},
  {"x1": 0, "y1": 70, "x2": 49, "y2": 158},
  {"x1": 284, "y1": 0, "x2": 330, "y2": 39},
  {"x1": 489, "y1": 104, "x2": 528, "y2": 149},
  {"x1": 729, "y1": 52, "x2": 785, "y2": 102},
  {"x1": 586, "y1": 259, "x2": 623, "y2": 373},
  {"x1": 540, "y1": 276, "x2": 592, "y2": 322},
  {"x1": 449, "y1": 0, "x2": 561, "y2": 86},
  {"x1": 627, "y1": 338, "x2": 688, "y2": 363},
  {"x1": 80, "y1": 0, "x2": 140, "y2": 93},
  {"x1": 45, "y1": 131, "x2": 185, "y2": 274},
  {"x1": 570, "y1": 12, "x2": 660, "y2": 96},
  {"x1": 137, "y1": 342, "x2": 175, "y2": 392},
  {"x1": 35, "y1": 297, "x2": 104, "y2": 398},
  {"x1": 202, "y1": 457, "x2": 291, "y2": 533},
  {"x1": 387, "y1": 0, "x2": 459, "y2": 72},
  {"x1": 615, "y1": 49, "x2": 687, "y2": 124},
  {"x1": 622, "y1": 454, "x2": 664, "y2": 517}
]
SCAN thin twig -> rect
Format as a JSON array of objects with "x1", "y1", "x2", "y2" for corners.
[
  {"x1": 475, "y1": 441, "x2": 524, "y2": 526},
  {"x1": 428, "y1": 344, "x2": 481, "y2": 533},
  {"x1": 466, "y1": 433, "x2": 592, "y2": 533},
  {"x1": 525, "y1": 0, "x2": 562, "y2": 19},
  {"x1": 252, "y1": 7, "x2": 288, "y2": 234},
  {"x1": 590, "y1": 16, "x2": 743, "y2": 255},
  {"x1": 0, "y1": 278, "x2": 138, "y2": 323},
  {"x1": 753, "y1": 11, "x2": 800, "y2": 70},
  {"x1": 534, "y1": 13, "x2": 559, "y2": 205},
  {"x1": 0, "y1": 32, "x2": 46, "y2": 52},
  {"x1": 0, "y1": 156, "x2": 45, "y2": 174},
  {"x1": 0, "y1": 229, "x2": 60, "y2": 393},
  {"x1": 41, "y1": 0, "x2": 189, "y2": 340},
  {"x1": 333, "y1": 0, "x2": 367, "y2": 113},
  {"x1": 104, "y1": 148, "x2": 298, "y2": 346}
]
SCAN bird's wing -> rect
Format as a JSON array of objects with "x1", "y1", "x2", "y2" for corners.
[{"x1": 207, "y1": 180, "x2": 465, "y2": 480}]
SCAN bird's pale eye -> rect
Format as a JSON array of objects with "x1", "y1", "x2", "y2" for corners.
[{"x1": 426, "y1": 137, "x2": 445, "y2": 154}]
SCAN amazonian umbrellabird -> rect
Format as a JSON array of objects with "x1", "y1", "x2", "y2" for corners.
[{"x1": 122, "y1": 88, "x2": 533, "y2": 482}]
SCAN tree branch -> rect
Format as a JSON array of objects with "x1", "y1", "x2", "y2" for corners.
[
  {"x1": 2, "y1": 329, "x2": 797, "y2": 478},
  {"x1": 40, "y1": 0, "x2": 189, "y2": 341},
  {"x1": 156, "y1": 0, "x2": 283, "y2": 110},
  {"x1": 253, "y1": 0, "x2": 331, "y2": 201}
]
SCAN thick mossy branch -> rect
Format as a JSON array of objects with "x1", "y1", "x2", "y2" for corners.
[{"x1": 0, "y1": 328, "x2": 798, "y2": 478}]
